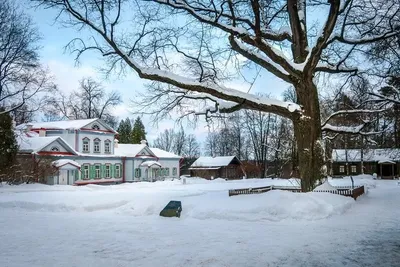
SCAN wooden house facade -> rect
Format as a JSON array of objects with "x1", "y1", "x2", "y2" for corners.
[
  {"x1": 331, "y1": 149, "x2": 400, "y2": 179},
  {"x1": 189, "y1": 156, "x2": 245, "y2": 180}
]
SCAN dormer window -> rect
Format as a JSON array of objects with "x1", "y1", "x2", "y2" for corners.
[
  {"x1": 92, "y1": 124, "x2": 100, "y2": 130},
  {"x1": 94, "y1": 138, "x2": 101, "y2": 153},
  {"x1": 82, "y1": 138, "x2": 90, "y2": 153},
  {"x1": 51, "y1": 146, "x2": 60, "y2": 152},
  {"x1": 104, "y1": 140, "x2": 111, "y2": 153}
]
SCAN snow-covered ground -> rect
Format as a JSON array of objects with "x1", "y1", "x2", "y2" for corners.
[{"x1": 0, "y1": 176, "x2": 399, "y2": 266}]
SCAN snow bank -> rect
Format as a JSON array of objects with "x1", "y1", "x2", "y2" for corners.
[
  {"x1": 0, "y1": 178, "x2": 354, "y2": 221},
  {"x1": 329, "y1": 174, "x2": 377, "y2": 189},
  {"x1": 184, "y1": 191, "x2": 354, "y2": 221}
]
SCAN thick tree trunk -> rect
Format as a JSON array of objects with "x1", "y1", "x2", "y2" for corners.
[{"x1": 293, "y1": 80, "x2": 324, "y2": 192}]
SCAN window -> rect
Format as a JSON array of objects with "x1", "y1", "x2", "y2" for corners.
[
  {"x1": 173, "y1": 167, "x2": 177, "y2": 176},
  {"x1": 83, "y1": 165, "x2": 89, "y2": 180},
  {"x1": 165, "y1": 168, "x2": 170, "y2": 176},
  {"x1": 92, "y1": 124, "x2": 100, "y2": 130},
  {"x1": 104, "y1": 140, "x2": 111, "y2": 153},
  {"x1": 51, "y1": 146, "x2": 59, "y2": 152},
  {"x1": 351, "y1": 165, "x2": 357, "y2": 173},
  {"x1": 135, "y1": 168, "x2": 141, "y2": 178},
  {"x1": 115, "y1": 164, "x2": 121, "y2": 178},
  {"x1": 339, "y1": 165, "x2": 345, "y2": 173},
  {"x1": 105, "y1": 165, "x2": 111, "y2": 178},
  {"x1": 82, "y1": 138, "x2": 90, "y2": 153},
  {"x1": 94, "y1": 138, "x2": 101, "y2": 153},
  {"x1": 94, "y1": 165, "x2": 101, "y2": 179}
]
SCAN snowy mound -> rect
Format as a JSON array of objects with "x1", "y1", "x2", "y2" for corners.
[
  {"x1": 314, "y1": 180, "x2": 337, "y2": 191},
  {"x1": 184, "y1": 190, "x2": 354, "y2": 221}
]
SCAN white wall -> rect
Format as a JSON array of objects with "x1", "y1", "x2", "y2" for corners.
[
  {"x1": 46, "y1": 130, "x2": 76, "y2": 150},
  {"x1": 42, "y1": 140, "x2": 71, "y2": 153},
  {"x1": 77, "y1": 132, "x2": 115, "y2": 155},
  {"x1": 131, "y1": 158, "x2": 180, "y2": 181}
]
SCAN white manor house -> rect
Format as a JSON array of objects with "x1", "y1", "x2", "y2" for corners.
[{"x1": 15, "y1": 118, "x2": 182, "y2": 185}]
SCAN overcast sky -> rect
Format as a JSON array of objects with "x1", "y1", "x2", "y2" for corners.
[{"x1": 25, "y1": 1, "x2": 291, "y2": 144}]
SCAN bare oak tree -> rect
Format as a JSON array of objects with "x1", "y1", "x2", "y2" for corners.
[
  {"x1": 45, "y1": 77, "x2": 121, "y2": 127},
  {"x1": 35, "y1": 0, "x2": 400, "y2": 191},
  {"x1": 0, "y1": 0, "x2": 53, "y2": 114}
]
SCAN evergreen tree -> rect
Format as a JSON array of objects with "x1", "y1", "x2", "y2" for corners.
[
  {"x1": 117, "y1": 118, "x2": 132, "y2": 144},
  {"x1": 0, "y1": 110, "x2": 18, "y2": 177},
  {"x1": 131, "y1": 117, "x2": 146, "y2": 144}
]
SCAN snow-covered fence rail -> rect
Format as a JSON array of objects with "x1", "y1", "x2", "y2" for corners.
[
  {"x1": 228, "y1": 186, "x2": 273, "y2": 196},
  {"x1": 229, "y1": 185, "x2": 365, "y2": 200},
  {"x1": 313, "y1": 186, "x2": 365, "y2": 200}
]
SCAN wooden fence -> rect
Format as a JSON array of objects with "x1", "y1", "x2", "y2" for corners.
[
  {"x1": 228, "y1": 186, "x2": 273, "y2": 196},
  {"x1": 229, "y1": 185, "x2": 365, "y2": 200}
]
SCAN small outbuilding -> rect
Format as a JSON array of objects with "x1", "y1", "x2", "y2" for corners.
[
  {"x1": 331, "y1": 149, "x2": 400, "y2": 179},
  {"x1": 189, "y1": 156, "x2": 245, "y2": 180}
]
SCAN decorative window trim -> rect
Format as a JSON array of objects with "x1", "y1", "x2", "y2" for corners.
[
  {"x1": 94, "y1": 164, "x2": 101, "y2": 179},
  {"x1": 50, "y1": 146, "x2": 60, "y2": 152},
  {"x1": 105, "y1": 164, "x2": 111, "y2": 178},
  {"x1": 115, "y1": 164, "x2": 122, "y2": 178},
  {"x1": 92, "y1": 124, "x2": 100, "y2": 130},
  {"x1": 94, "y1": 138, "x2": 101, "y2": 153},
  {"x1": 104, "y1": 139, "x2": 111, "y2": 154},
  {"x1": 82, "y1": 164, "x2": 90, "y2": 180},
  {"x1": 135, "y1": 168, "x2": 141, "y2": 178},
  {"x1": 82, "y1": 137, "x2": 90, "y2": 153}
]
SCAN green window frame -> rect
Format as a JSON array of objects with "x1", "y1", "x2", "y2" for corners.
[
  {"x1": 94, "y1": 164, "x2": 101, "y2": 179},
  {"x1": 105, "y1": 164, "x2": 111, "y2": 178},
  {"x1": 82, "y1": 164, "x2": 90, "y2": 180},
  {"x1": 115, "y1": 164, "x2": 121, "y2": 178},
  {"x1": 165, "y1": 168, "x2": 170, "y2": 176},
  {"x1": 172, "y1": 167, "x2": 177, "y2": 176}
]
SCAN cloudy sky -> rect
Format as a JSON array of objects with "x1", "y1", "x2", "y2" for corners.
[{"x1": 24, "y1": 1, "x2": 291, "y2": 144}]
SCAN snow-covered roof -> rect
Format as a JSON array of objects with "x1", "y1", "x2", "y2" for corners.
[
  {"x1": 140, "y1": 161, "x2": 162, "y2": 168},
  {"x1": 16, "y1": 132, "x2": 77, "y2": 154},
  {"x1": 188, "y1": 167, "x2": 221, "y2": 170},
  {"x1": 150, "y1": 148, "x2": 181, "y2": 159},
  {"x1": 16, "y1": 118, "x2": 98, "y2": 131},
  {"x1": 191, "y1": 156, "x2": 238, "y2": 168},
  {"x1": 18, "y1": 136, "x2": 60, "y2": 153},
  {"x1": 114, "y1": 144, "x2": 148, "y2": 157},
  {"x1": 52, "y1": 159, "x2": 81, "y2": 168},
  {"x1": 332, "y1": 149, "x2": 400, "y2": 162}
]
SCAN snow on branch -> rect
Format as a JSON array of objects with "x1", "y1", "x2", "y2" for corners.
[
  {"x1": 369, "y1": 92, "x2": 400, "y2": 105},
  {"x1": 322, "y1": 109, "x2": 387, "y2": 128}
]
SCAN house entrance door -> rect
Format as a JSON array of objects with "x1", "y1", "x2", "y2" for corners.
[{"x1": 59, "y1": 170, "x2": 68, "y2": 185}]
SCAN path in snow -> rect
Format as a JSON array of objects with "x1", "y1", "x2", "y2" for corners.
[{"x1": 0, "y1": 179, "x2": 399, "y2": 267}]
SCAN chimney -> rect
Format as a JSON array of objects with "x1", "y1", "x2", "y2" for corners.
[
  {"x1": 140, "y1": 140, "x2": 148, "y2": 146},
  {"x1": 39, "y1": 129, "x2": 46, "y2": 137},
  {"x1": 114, "y1": 138, "x2": 119, "y2": 148}
]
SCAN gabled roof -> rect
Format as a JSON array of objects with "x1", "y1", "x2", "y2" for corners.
[
  {"x1": 114, "y1": 144, "x2": 155, "y2": 157},
  {"x1": 52, "y1": 159, "x2": 81, "y2": 168},
  {"x1": 150, "y1": 148, "x2": 182, "y2": 159},
  {"x1": 16, "y1": 118, "x2": 117, "y2": 133},
  {"x1": 17, "y1": 136, "x2": 77, "y2": 155},
  {"x1": 332, "y1": 149, "x2": 400, "y2": 162},
  {"x1": 140, "y1": 161, "x2": 162, "y2": 168},
  {"x1": 191, "y1": 156, "x2": 239, "y2": 168}
]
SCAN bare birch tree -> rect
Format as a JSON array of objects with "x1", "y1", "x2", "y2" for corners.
[{"x1": 35, "y1": 0, "x2": 400, "y2": 190}]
